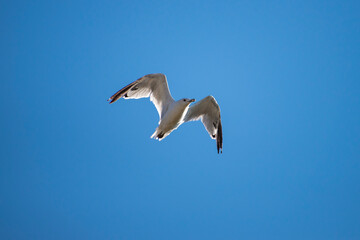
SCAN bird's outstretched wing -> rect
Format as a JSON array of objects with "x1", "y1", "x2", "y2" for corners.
[
  {"x1": 184, "y1": 96, "x2": 223, "y2": 153},
  {"x1": 108, "y1": 73, "x2": 174, "y2": 119}
]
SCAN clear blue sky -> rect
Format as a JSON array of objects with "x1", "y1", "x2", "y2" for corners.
[{"x1": 1, "y1": 0, "x2": 360, "y2": 239}]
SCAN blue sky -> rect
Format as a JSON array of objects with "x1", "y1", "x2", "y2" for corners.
[{"x1": 1, "y1": 0, "x2": 360, "y2": 239}]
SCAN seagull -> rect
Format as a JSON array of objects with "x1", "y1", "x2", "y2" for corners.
[{"x1": 108, "y1": 73, "x2": 223, "y2": 153}]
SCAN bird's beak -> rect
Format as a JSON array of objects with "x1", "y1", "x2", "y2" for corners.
[{"x1": 190, "y1": 99, "x2": 196, "y2": 102}]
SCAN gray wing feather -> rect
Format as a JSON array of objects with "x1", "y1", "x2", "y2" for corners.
[
  {"x1": 108, "y1": 73, "x2": 174, "y2": 119},
  {"x1": 184, "y1": 96, "x2": 223, "y2": 153}
]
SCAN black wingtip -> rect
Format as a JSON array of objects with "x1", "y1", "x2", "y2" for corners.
[
  {"x1": 216, "y1": 118, "x2": 223, "y2": 154},
  {"x1": 107, "y1": 82, "x2": 136, "y2": 105},
  {"x1": 108, "y1": 98, "x2": 116, "y2": 104}
]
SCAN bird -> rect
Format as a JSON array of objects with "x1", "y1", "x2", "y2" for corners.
[{"x1": 108, "y1": 73, "x2": 223, "y2": 153}]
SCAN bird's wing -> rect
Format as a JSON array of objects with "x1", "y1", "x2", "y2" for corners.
[
  {"x1": 108, "y1": 73, "x2": 174, "y2": 119},
  {"x1": 184, "y1": 96, "x2": 223, "y2": 154}
]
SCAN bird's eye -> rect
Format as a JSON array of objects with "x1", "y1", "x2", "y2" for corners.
[{"x1": 183, "y1": 99, "x2": 186, "y2": 102}]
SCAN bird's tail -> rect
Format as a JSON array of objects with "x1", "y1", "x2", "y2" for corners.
[{"x1": 151, "y1": 128, "x2": 168, "y2": 141}]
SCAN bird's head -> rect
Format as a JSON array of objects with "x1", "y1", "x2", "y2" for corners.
[{"x1": 178, "y1": 98, "x2": 196, "y2": 105}]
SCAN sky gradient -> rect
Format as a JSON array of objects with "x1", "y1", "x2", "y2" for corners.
[{"x1": 1, "y1": 0, "x2": 360, "y2": 239}]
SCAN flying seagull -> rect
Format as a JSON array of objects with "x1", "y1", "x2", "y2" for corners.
[{"x1": 108, "y1": 73, "x2": 223, "y2": 153}]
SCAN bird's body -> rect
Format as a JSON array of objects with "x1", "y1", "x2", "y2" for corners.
[
  {"x1": 108, "y1": 73, "x2": 223, "y2": 153},
  {"x1": 151, "y1": 98, "x2": 194, "y2": 140}
]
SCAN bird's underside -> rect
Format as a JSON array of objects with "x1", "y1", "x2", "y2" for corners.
[{"x1": 108, "y1": 73, "x2": 223, "y2": 154}]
